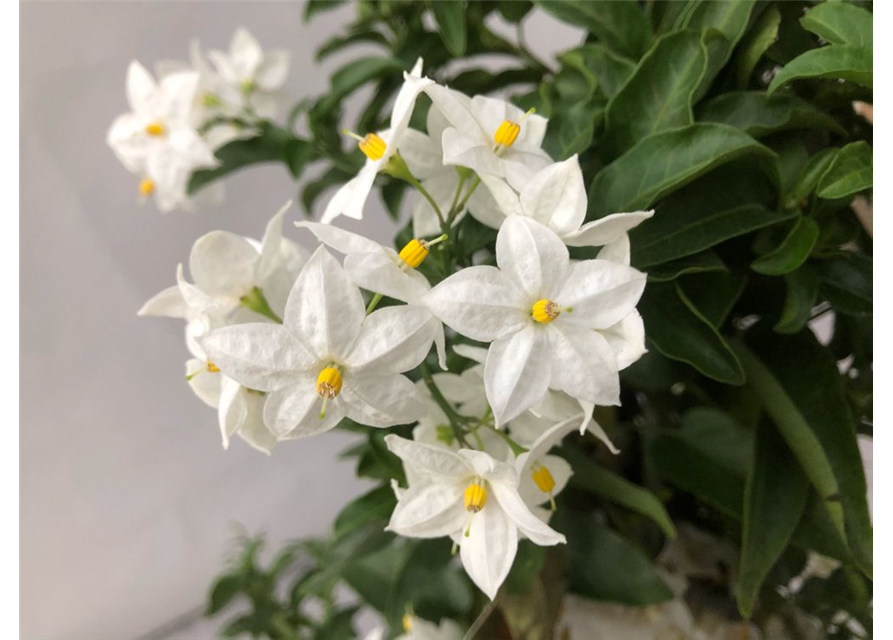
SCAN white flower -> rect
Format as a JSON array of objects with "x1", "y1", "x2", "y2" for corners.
[
  {"x1": 425, "y1": 216, "x2": 647, "y2": 426},
  {"x1": 107, "y1": 61, "x2": 217, "y2": 212},
  {"x1": 384, "y1": 435, "x2": 566, "y2": 600},
  {"x1": 397, "y1": 616, "x2": 463, "y2": 640},
  {"x1": 322, "y1": 59, "x2": 434, "y2": 224},
  {"x1": 479, "y1": 154, "x2": 653, "y2": 251},
  {"x1": 424, "y1": 85, "x2": 551, "y2": 191},
  {"x1": 514, "y1": 418, "x2": 577, "y2": 515},
  {"x1": 199, "y1": 247, "x2": 438, "y2": 438}
]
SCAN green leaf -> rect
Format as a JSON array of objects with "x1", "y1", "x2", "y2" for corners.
[
  {"x1": 559, "y1": 447, "x2": 675, "y2": 539},
  {"x1": 316, "y1": 29, "x2": 390, "y2": 62},
  {"x1": 681, "y1": 407, "x2": 754, "y2": 476},
  {"x1": 639, "y1": 282, "x2": 745, "y2": 384},
  {"x1": 559, "y1": 44, "x2": 636, "y2": 99},
  {"x1": 543, "y1": 103, "x2": 604, "y2": 160},
  {"x1": 534, "y1": 0, "x2": 652, "y2": 59},
  {"x1": 284, "y1": 138, "x2": 315, "y2": 180},
  {"x1": 206, "y1": 573, "x2": 242, "y2": 615},
  {"x1": 737, "y1": 419, "x2": 809, "y2": 618},
  {"x1": 431, "y1": 0, "x2": 467, "y2": 56},
  {"x1": 603, "y1": 30, "x2": 709, "y2": 155},
  {"x1": 815, "y1": 252, "x2": 873, "y2": 316},
  {"x1": 333, "y1": 485, "x2": 396, "y2": 540},
  {"x1": 324, "y1": 57, "x2": 405, "y2": 108},
  {"x1": 588, "y1": 123, "x2": 778, "y2": 217},
  {"x1": 678, "y1": 271, "x2": 746, "y2": 327},
  {"x1": 698, "y1": 91, "x2": 844, "y2": 138},
  {"x1": 800, "y1": 2, "x2": 872, "y2": 48},
  {"x1": 734, "y1": 332, "x2": 872, "y2": 577},
  {"x1": 392, "y1": 539, "x2": 474, "y2": 620},
  {"x1": 304, "y1": 0, "x2": 347, "y2": 22},
  {"x1": 736, "y1": 5, "x2": 781, "y2": 87},
  {"x1": 316, "y1": 607, "x2": 358, "y2": 640},
  {"x1": 751, "y1": 216, "x2": 819, "y2": 276},
  {"x1": 816, "y1": 141, "x2": 873, "y2": 199},
  {"x1": 788, "y1": 147, "x2": 839, "y2": 205},
  {"x1": 498, "y1": 0, "x2": 533, "y2": 23},
  {"x1": 557, "y1": 513, "x2": 673, "y2": 605},
  {"x1": 645, "y1": 250, "x2": 728, "y2": 282},
  {"x1": 683, "y1": 0, "x2": 757, "y2": 97},
  {"x1": 768, "y1": 45, "x2": 873, "y2": 93},
  {"x1": 774, "y1": 265, "x2": 818, "y2": 334}
]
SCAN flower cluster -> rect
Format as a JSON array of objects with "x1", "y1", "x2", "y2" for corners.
[
  {"x1": 139, "y1": 58, "x2": 651, "y2": 601},
  {"x1": 107, "y1": 28, "x2": 289, "y2": 212}
]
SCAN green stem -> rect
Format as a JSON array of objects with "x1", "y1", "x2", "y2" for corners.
[
  {"x1": 365, "y1": 292, "x2": 384, "y2": 315},
  {"x1": 448, "y1": 176, "x2": 482, "y2": 228},
  {"x1": 447, "y1": 172, "x2": 468, "y2": 223},
  {"x1": 384, "y1": 151, "x2": 446, "y2": 227},
  {"x1": 240, "y1": 287, "x2": 283, "y2": 323},
  {"x1": 481, "y1": 423, "x2": 528, "y2": 457},
  {"x1": 420, "y1": 362, "x2": 471, "y2": 448}
]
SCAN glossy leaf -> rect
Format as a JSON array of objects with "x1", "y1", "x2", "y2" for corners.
[
  {"x1": 559, "y1": 44, "x2": 636, "y2": 99},
  {"x1": 431, "y1": 0, "x2": 467, "y2": 57},
  {"x1": 698, "y1": 91, "x2": 843, "y2": 138},
  {"x1": 800, "y1": 2, "x2": 872, "y2": 48},
  {"x1": 787, "y1": 147, "x2": 839, "y2": 205},
  {"x1": 683, "y1": 0, "x2": 757, "y2": 97},
  {"x1": 816, "y1": 141, "x2": 873, "y2": 199},
  {"x1": 774, "y1": 266, "x2": 818, "y2": 334},
  {"x1": 768, "y1": 45, "x2": 873, "y2": 93},
  {"x1": 751, "y1": 216, "x2": 819, "y2": 276},
  {"x1": 645, "y1": 251, "x2": 728, "y2": 282},
  {"x1": 736, "y1": 5, "x2": 781, "y2": 87},
  {"x1": 333, "y1": 484, "x2": 396, "y2": 540},
  {"x1": 679, "y1": 271, "x2": 746, "y2": 327},
  {"x1": 534, "y1": 0, "x2": 653, "y2": 60},
  {"x1": 815, "y1": 252, "x2": 873, "y2": 316}
]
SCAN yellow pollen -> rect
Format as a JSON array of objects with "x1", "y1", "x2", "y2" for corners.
[
  {"x1": 494, "y1": 120, "x2": 521, "y2": 147},
  {"x1": 464, "y1": 481, "x2": 487, "y2": 513},
  {"x1": 138, "y1": 178, "x2": 155, "y2": 197},
  {"x1": 402, "y1": 614, "x2": 413, "y2": 633},
  {"x1": 358, "y1": 132, "x2": 387, "y2": 161},
  {"x1": 206, "y1": 360, "x2": 220, "y2": 373},
  {"x1": 531, "y1": 464, "x2": 556, "y2": 493},
  {"x1": 316, "y1": 367, "x2": 343, "y2": 399},
  {"x1": 532, "y1": 299, "x2": 560, "y2": 323},
  {"x1": 398, "y1": 239, "x2": 429, "y2": 268},
  {"x1": 145, "y1": 121, "x2": 166, "y2": 137}
]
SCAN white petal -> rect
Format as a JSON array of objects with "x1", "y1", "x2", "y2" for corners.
[
  {"x1": 424, "y1": 266, "x2": 527, "y2": 342},
  {"x1": 562, "y1": 210, "x2": 654, "y2": 247},
  {"x1": 320, "y1": 165, "x2": 378, "y2": 223},
  {"x1": 485, "y1": 324, "x2": 551, "y2": 427},
  {"x1": 389, "y1": 73, "x2": 434, "y2": 143},
  {"x1": 518, "y1": 454, "x2": 573, "y2": 507},
  {"x1": 107, "y1": 112, "x2": 150, "y2": 173},
  {"x1": 341, "y1": 371, "x2": 426, "y2": 427},
  {"x1": 457, "y1": 449, "x2": 517, "y2": 484},
  {"x1": 597, "y1": 234, "x2": 631, "y2": 265},
  {"x1": 384, "y1": 434, "x2": 469, "y2": 479},
  {"x1": 343, "y1": 250, "x2": 431, "y2": 303},
  {"x1": 198, "y1": 324, "x2": 315, "y2": 392},
  {"x1": 479, "y1": 174, "x2": 522, "y2": 217},
  {"x1": 556, "y1": 260, "x2": 646, "y2": 330},
  {"x1": 496, "y1": 216, "x2": 569, "y2": 300},
  {"x1": 441, "y1": 127, "x2": 503, "y2": 175},
  {"x1": 602, "y1": 309, "x2": 647, "y2": 370},
  {"x1": 490, "y1": 480, "x2": 566, "y2": 545},
  {"x1": 386, "y1": 480, "x2": 466, "y2": 538},
  {"x1": 283, "y1": 247, "x2": 366, "y2": 361},
  {"x1": 398, "y1": 129, "x2": 445, "y2": 181},
  {"x1": 138, "y1": 285, "x2": 188, "y2": 318},
  {"x1": 177, "y1": 263, "x2": 235, "y2": 317},
  {"x1": 264, "y1": 381, "x2": 338, "y2": 438},
  {"x1": 460, "y1": 499, "x2": 517, "y2": 600},
  {"x1": 425, "y1": 84, "x2": 485, "y2": 139},
  {"x1": 547, "y1": 324, "x2": 620, "y2": 406},
  {"x1": 237, "y1": 391, "x2": 277, "y2": 454},
  {"x1": 347, "y1": 305, "x2": 437, "y2": 372},
  {"x1": 520, "y1": 156, "x2": 586, "y2": 236},
  {"x1": 189, "y1": 230, "x2": 259, "y2": 297},
  {"x1": 411, "y1": 173, "x2": 455, "y2": 237},
  {"x1": 465, "y1": 176, "x2": 508, "y2": 230},
  {"x1": 218, "y1": 377, "x2": 247, "y2": 449},
  {"x1": 295, "y1": 220, "x2": 382, "y2": 255},
  {"x1": 502, "y1": 152, "x2": 554, "y2": 193},
  {"x1": 186, "y1": 359, "x2": 222, "y2": 407},
  {"x1": 256, "y1": 50, "x2": 290, "y2": 90},
  {"x1": 255, "y1": 201, "x2": 292, "y2": 285},
  {"x1": 453, "y1": 344, "x2": 488, "y2": 364},
  {"x1": 158, "y1": 71, "x2": 201, "y2": 123},
  {"x1": 229, "y1": 27, "x2": 263, "y2": 79},
  {"x1": 518, "y1": 415, "x2": 581, "y2": 473},
  {"x1": 469, "y1": 95, "x2": 521, "y2": 141},
  {"x1": 433, "y1": 321, "x2": 448, "y2": 371},
  {"x1": 126, "y1": 60, "x2": 157, "y2": 114}
]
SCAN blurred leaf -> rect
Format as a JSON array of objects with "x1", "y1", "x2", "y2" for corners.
[
  {"x1": 534, "y1": 0, "x2": 653, "y2": 59},
  {"x1": 316, "y1": 28, "x2": 389, "y2": 62},
  {"x1": 681, "y1": 407, "x2": 753, "y2": 476},
  {"x1": 316, "y1": 607, "x2": 358, "y2": 640},
  {"x1": 393, "y1": 539, "x2": 474, "y2": 620},
  {"x1": 333, "y1": 485, "x2": 396, "y2": 540},
  {"x1": 304, "y1": 0, "x2": 347, "y2": 22},
  {"x1": 736, "y1": 5, "x2": 781, "y2": 87},
  {"x1": 816, "y1": 141, "x2": 872, "y2": 199},
  {"x1": 432, "y1": 0, "x2": 467, "y2": 56},
  {"x1": 698, "y1": 92, "x2": 844, "y2": 138},
  {"x1": 645, "y1": 250, "x2": 727, "y2": 282},
  {"x1": 815, "y1": 252, "x2": 873, "y2": 316},
  {"x1": 322, "y1": 57, "x2": 405, "y2": 110},
  {"x1": 588, "y1": 123, "x2": 778, "y2": 217},
  {"x1": 751, "y1": 216, "x2": 819, "y2": 276},
  {"x1": 737, "y1": 418, "x2": 809, "y2": 618},
  {"x1": 504, "y1": 541, "x2": 547, "y2": 594},
  {"x1": 768, "y1": 45, "x2": 873, "y2": 94},
  {"x1": 356, "y1": 430, "x2": 407, "y2": 483},
  {"x1": 774, "y1": 266, "x2": 818, "y2": 334},
  {"x1": 799, "y1": 2, "x2": 872, "y2": 48},
  {"x1": 207, "y1": 574, "x2": 243, "y2": 615},
  {"x1": 498, "y1": 0, "x2": 533, "y2": 23},
  {"x1": 284, "y1": 138, "x2": 315, "y2": 180}
]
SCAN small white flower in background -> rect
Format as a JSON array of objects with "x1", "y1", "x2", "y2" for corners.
[
  {"x1": 514, "y1": 417, "x2": 576, "y2": 517},
  {"x1": 200, "y1": 248, "x2": 438, "y2": 438},
  {"x1": 425, "y1": 216, "x2": 647, "y2": 426},
  {"x1": 424, "y1": 85, "x2": 552, "y2": 192},
  {"x1": 322, "y1": 59, "x2": 433, "y2": 224},
  {"x1": 107, "y1": 61, "x2": 218, "y2": 212},
  {"x1": 397, "y1": 615, "x2": 463, "y2": 640},
  {"x1": 384, "y1": 435, "x2": 566, "y2": 600},
  {"x1": 478, "y1": 154, "x2": 653, "y2": 255}
]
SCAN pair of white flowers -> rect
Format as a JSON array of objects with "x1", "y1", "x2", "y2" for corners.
[{"x1": 107, "y1": 28, "x2": 288, "y2": 212}]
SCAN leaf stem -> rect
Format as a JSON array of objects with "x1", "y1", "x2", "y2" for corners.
[
  {"x1": 420, "y1": 362, "x2": 472, "y2": 448},
  {"x1": 365, "y1": 292, "x2": 384, "y2": 315},
  {"x1": 240, "y1": 287, "x2": 283, "y2": 323}
]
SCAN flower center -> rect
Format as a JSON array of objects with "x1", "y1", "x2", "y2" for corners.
[
  {"x1": 145, "y1": 121, "x2": 166, "y2": 137},
  {"x1": 402, "y1": 614, "x2": 413, "y2": 633},
  {"x1": 316, "y1": 367, "x2": 343, "y2": 399},
  {"x1": 531, "y1": 463, "x2": 557, "y2": 511},
  {"x1": 138, "y1": 178, "x2": 155, "y2": 197},
  {"x1": 344, "y1": 129, "x2": 387, "y2": 161},
  {"x1": 397, "y1": 234, "x2": 446, "y2": 269},
  {"x1": 206, "y1": 360, "x2": 220, "y2": 373},
  {"x1": 464, "y1": 480, "x2": 487, "y2": 513},
  {"x1": 493, "y1": 120, "x2": 520, "y2": 147},
  {"x1": 531, "y1": 299, "x2": 561, "y2": 323}
]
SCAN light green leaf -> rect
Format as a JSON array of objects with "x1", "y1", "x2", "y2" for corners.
[
  {"x1": 737, "y1": 419, "x2": 809, "y2": 618},
  {"x1": 431, "y1": 0, "x2": 467, "y2": 57},
  {"x1": 588, "y1": 123, "x2": 778, "y2": 217},
  {"x1": 768, "y1": 45, "x2": 872, "y2": 93},
  {"x1": 534, "y1": 0, "x2": 652, "y2": 59},
  {"x1": 816, "y1": 141, "x2": 873, "y2": 199},
  {"x1": 559, "y1": 447, "x2": 675, "y2": 538},
  {"x1": 800, "y1": 2, "x2": 872, "y2": 48},
  {"x1": 639, "y1": 282, "x2": 745, "y2": 384},
  {"x1": 775, "y1": 266, "x2": 818, "y2": 334},
  {"x1": 645, "y1": 251, "x2": 728, "y2": 282},
  {"x1": 751, "y1": 216, "x2": 819, "y2": 276},
  {"x1": 698, "y1": 91, "x2": 844, "y2": 138},
  {"x1": 736, "y1": 5, "x2": 781, "y2": 87}
]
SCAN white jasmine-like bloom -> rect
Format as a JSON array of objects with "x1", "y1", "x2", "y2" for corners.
[
  {"x1": 479, "y1": 155, "x2": 653, "y2": 251},
  {"x1": 384, "y1": 435, "x2": 566, "y2": 599},
  {"x1": 199, "y1": 248, "x2": 438, "y2": 438},
  {"x1": 397, "y1": 615, "x2": 463, "y2": 640},
  {"x1": 424, "y1": 85, "x2": 552, "y2": 191},
  {"x1": 322, "y1": 59, "x2": 434, "y2": 224},
  {"x1": 425, "y1": 216, "x2": 647, "y2": 426},
  {"x1": 514, "y1": 418, "x2": 576, "y2": 515},
  {"x1": 107, "y1": 61, "x2": 217, "y2": 211}
]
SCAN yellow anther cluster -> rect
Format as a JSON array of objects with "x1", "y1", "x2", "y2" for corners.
[
  {"x1": 316, "y1": 367, "x2": 343, "y2": 399},
  {"x1": 464, "y1": 481, "x2": 487, "y2": 513},
  {"x1": 206, "y1": 360, "x2": 220, "y2": 373},
  {"x1": 138, "y1": 178, "x2": 155, "y2": 197},
  {"x1": 531, "y1": 464, "x2": 556, "y2": 493},
  {"x1": 532, "y1": 299, "x2": 560, "y2": 323},
  {"x1": 398, "y1": 239, "x2": 429, "y2": 268},
  {"x1": 494, "y1": 120, "x2": 521, "y2": 147},
  {"x1": 145, "y1": 122, "x2": 166, "y2": 137},
  {"x1": 402, "y1": 614, "x2": 414, "y2": 633},
  {"x1": 358, "y1": 132, "x2": 387, "y2": 161}
]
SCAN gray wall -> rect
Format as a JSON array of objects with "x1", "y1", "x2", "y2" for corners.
[{"x1": 19, "y1": 3, "x2": 582, "y2": 638}]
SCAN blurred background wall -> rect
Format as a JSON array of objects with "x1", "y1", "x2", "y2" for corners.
[{"x1": 19, "y1": 3, "x2": 581, "y2": 638}]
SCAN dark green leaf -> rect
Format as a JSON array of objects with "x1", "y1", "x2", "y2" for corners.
[
  {"x1": 316, "y1": 29, "x2": 390, "y2": 62},
  {"x1": 768, "y1": 45, "x2": 873, "y2": 93},
  {"x1": 431, "y1": 0, "x2": 467, "y2": 56},
  {"x1": 737, "y1": 419, "x2": 809, "y2": 617},
  {"x1": 788, "y1": 147, "x2": 839, "y2": 205},
  {"x1": 678, "y1": 271, "x2": 746, "y2": 327},
  {"x1": 304, "y1": 0, "x2": 347, "y2": 22},
  {"x1": 559, "y1": 44, "x2": 636, "y2": 99},
  {"x1": 751, "y1": 216, "x2": 819, "y2": 275},
  {"x1": 800, "y1": 2, "x2": 872, "y2": 48},
  {"x1": 381, "y1": 179, "x2": 407, "y2": 222},
  {"x1": 285, "y1": 138, "x2": 315, "y2": 180},
  {"x1": 534, "y1": 0, "x2": 652, "y2": 59},
  {"x1": 326, "y1": 57, "x2": 405, "y2": 108},
  {"x1": 645, "y1": 251, "x2": 728, "y2": 282},
  {"x1": 698, "y1": 91, "x2": 844, "y2": 138},
  {"x1": 815, "y1": 252, "x2": 873, "y2": 316},
  {"x1": 588, "y1": 123, "x2": 778, "y2": 217},
  {"x1": 683, "y1": 0, "x2": 757, "y2": 97},
  {"x1": 736, "y1": 5, "x2": 781, "y2": 87},
  {"x1": 543, "y1": 103, "x2": 603, "y2": 160},
  {"x1": 560, "y1": 447, "x2": 675, "y2": 538},
  {"x1": 447, "y1": 67, "x2": 542, "y2": 96},
  {"x1": 816, "y1": 141, "x2": 873, "y2": 199},
  {"x1": 681, "y1": 407, "x2": 753, "y2": 476},
  {"x1": 393, "y1": 539, "x2": 474, "y2": 620},
  {"x1": 639, "y1": 282, "x2": 745, "y2": 384},
  {"x1": 333, "y1": 485, "x2": 397, "y2": 540},
  {"x1": 504, "y1": 541, "x2": 546, "y2": 594},
  {"x1": 498, "y1": 0, "x2": 533, "y2": 23},
  {"x1": 206, "y1": 573, "x2": 242, "y2": 615},
  {"x1": 775, "y1": 266, "x2": 819, "y2": 334},
  {"x1": 315, "y1": 607, "x2": 358, "y2": 640}
]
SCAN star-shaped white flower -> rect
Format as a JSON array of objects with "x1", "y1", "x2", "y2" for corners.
[
  {"x1": 479, "y1": 154, "x2": 653, "y2": 252},
  {"x1": 107, "y1": 61, "x2": 218, "y2": 212},
  {"x1": 514, "y1": 417, "x2": 577, "y2": 515},
  {"x1": 424, "y1": 85, "x2": 552, "y2": 191},
  {"x1": 322, "y1": 59, "x2": 434, "y2": 224},
  {"x1": 424, "y1": 216, "x2": 646, "y2": 426},
  {"x1": 199, "y1": 247, "x2": 438, "y2": 438},
  {"x1": 385, "y1": 435, "x2": 566, "y2": 600}
]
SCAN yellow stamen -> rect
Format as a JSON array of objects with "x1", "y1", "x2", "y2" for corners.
[
  {"x1": 494, "y1": 120, "x2": 520, "y2": 147},
  {"x1": 206, "y1": 360, "x2": 220, "y2": 373},
  {"x1": 464, "y1": 481, "x2": 487, "y2": 513},
  {"x1": 343, "y1": 129, "x2": 387, "y2": 161},
  {"x1": 316, "y1": 367, "x2": 343, "y2": 399},
  {"x1": 532, "y1": 299, "x2": 560, "y2": 323},
  {"x1": 531, "y1": 464, "x2": 556, "y2": 493},
  {"x1": 145, "y1": 121, "x2": 166, "y2": 137},
  {"x1": 402, "y1": 613, "x2": 413, "y2": 633},
  {"x1": 138, "y1": 178, "x2": 155, "y2": 197},
  {"x1": 398, "y1": 239, "x2": 428, "y2": 268}
]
